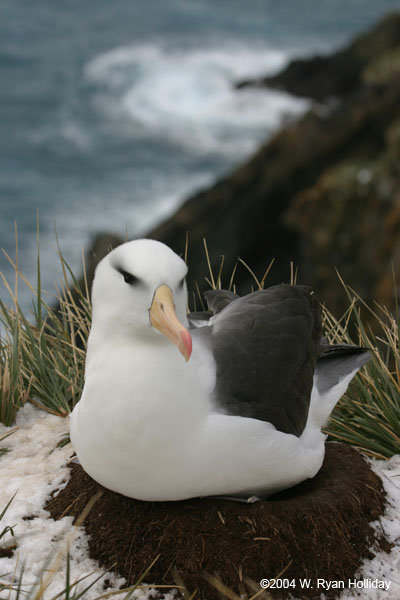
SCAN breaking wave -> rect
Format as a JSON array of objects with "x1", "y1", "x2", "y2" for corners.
[{"x1": 85, "y1": 41, "x2": 309, "y2": 158}]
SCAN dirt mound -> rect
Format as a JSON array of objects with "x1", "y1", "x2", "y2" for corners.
[{"x1": 46, "y1": 443, "x2": 391, "y2": 599}]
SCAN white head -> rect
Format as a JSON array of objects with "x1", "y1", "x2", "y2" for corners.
[{"x1": 90, "y1": 239, "x2": 192, "y2": 359}]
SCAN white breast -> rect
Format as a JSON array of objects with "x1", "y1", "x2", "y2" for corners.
[{"x1": 70, "y1": 336, "x2": 326, "y2": 500}]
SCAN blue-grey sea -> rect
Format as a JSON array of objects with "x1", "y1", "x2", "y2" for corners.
[{"x1": 2, "y1": 0, "x2": 400, "y2": 310}]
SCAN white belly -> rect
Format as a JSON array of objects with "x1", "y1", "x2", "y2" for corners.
[{"x1": 70, "y1": 342, "x2": 325, "y2": 501}]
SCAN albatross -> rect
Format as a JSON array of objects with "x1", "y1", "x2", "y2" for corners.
[{"x1": 70, "y1": 239, "x2": 369, "y2": 501}]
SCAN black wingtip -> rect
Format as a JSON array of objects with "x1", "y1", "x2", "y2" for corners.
[
  {"x1": 315, "y1": 346, "x2": 371, "y2": 395},
  {"x1": 318, "y1": 341, "x2": 372, "y2": 361}
]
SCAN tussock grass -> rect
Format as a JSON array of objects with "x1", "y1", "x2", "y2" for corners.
[
  {"x1": 0, "y1": 235, "x2": 91, "y2": 422},
  {"x1": 0, "y1": 331, "x2": 30, "y2": 426},
  {"x1": 323, "y1": 276, "x2": 400, "y2": 459}
]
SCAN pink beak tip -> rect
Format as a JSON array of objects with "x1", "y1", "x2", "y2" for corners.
[{"x1": 180, "y1": 329, "x2": 193, "y2": 361}]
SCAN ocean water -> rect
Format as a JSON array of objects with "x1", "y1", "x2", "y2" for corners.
[{"x1": 2, "y1": 0, "x2": 400, "y2": 310}]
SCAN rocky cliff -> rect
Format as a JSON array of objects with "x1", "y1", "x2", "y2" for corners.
[
  {"x1": 85, "y1": 13, "x2": 400, "y2": 317},
  {"x1": 145, "y1": 12, "x2": 400, "y2": 315}
]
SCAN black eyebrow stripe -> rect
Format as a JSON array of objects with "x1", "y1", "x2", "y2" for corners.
[{"x1": 114, "y1": 265, "x2": 141, "y2": 284}]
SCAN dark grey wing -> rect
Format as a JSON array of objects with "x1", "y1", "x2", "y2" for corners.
[
  {"x1": 188, "y1": 290, "x2": 239, "y2": 328},
  {"x1": 315, "y1": 342, "x2": 370, "y2": 394},
  {"x1": 204, "y1": 290, "x2": 239, "y2": 315},
  {"x1": 207, "y1": 284, "x2": 321, "y2": 437}
]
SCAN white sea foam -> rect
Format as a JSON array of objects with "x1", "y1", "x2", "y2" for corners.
[
  {"x1": 85, "y1": 41, "x2": 309, "y2": 157},
  {"x1": 1, "y1": 41, "x2": 309, "y2": 313}
]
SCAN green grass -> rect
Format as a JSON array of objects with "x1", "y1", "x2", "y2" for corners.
[
  {"x1": 0, "y1": 236, "x2": 90, "y2": 423},
  {"x1": 0, "y1": 318, "x2": 31, "y2": 426},
  {"x1": 323, "y1": 276, "x2": 400, "y2": 458}
]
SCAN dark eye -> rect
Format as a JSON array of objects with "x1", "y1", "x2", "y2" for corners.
[
  {"x1": 116, "y1": 267, "x2": 140, "y2": 285},
  {"x1": 123, "y1": 271, "x2": 139, "y2": 285},
  {"x1": 178, "y1": 277, "x2": 185, "y2": 288},
  {"x1": 123, "y1": 271, "x2": 137, "y2": 285}
]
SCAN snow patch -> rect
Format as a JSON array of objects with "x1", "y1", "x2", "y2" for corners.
[
  {"x1": 337, "y1": 455, "x2": 400, "y2": 599},
  {"x1": 0, "y1": 405, "x2": 127, "y2": 599}
]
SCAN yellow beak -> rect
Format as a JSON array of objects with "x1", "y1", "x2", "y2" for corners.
[{"x1": 149, "y1": 284, "x2": 192, "y2": 361}]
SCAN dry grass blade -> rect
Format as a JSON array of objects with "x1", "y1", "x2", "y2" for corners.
[
  {"x1": 244, "y1": 577, "x2": 273, "y2": 599},
  {"x1": 0, "y1": 427, "x2": 19, "y2": 444},
  {"x1": 247, "y1": 560, "x2": 293, "y2": 600},
  {"x1": 259, "y1": 258, "x2": 275, "y2": 289},
  {"x1": 237, "y1": 257, "x2": 262, "y2": 290},
  {"x1": 119, "y1": 553, "x2": 161, "y2": 600},
  {"x1": 290, "y1": 262, "x2": 298, "y2": 286},
  {"x1": 203, "y1": 560, "x2": 292, "y2": 600},
  {"x1": 203, "y1": 239, "x2": 216, "y2": 289},
  {"x1": 235, "y1": 256, "x2": 275, "y2": 292},
  {"x1": 184, "y1": 230, "x2": 189, "y2": 265},
  {"x1": 203, "y1": 573, "x2": 242, "y2": 600},
  {"x1": 172, "y1": 568, "x2": 196, "y2": 600},
  {"x1": 228, "y1": 261, "x2": 238, "y2": 293}
]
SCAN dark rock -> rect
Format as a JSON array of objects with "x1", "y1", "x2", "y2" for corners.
[
  {"x1": 235, "y1": 13, "x2": 400, "y2": 100},
  {"x1": 236, "y1": 52, "x2": 363, "y2": 100}
]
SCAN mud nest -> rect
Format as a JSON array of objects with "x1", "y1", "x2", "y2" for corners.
[{"x1": 46, "y1": 443, "x2": 391, "y2": 599}]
